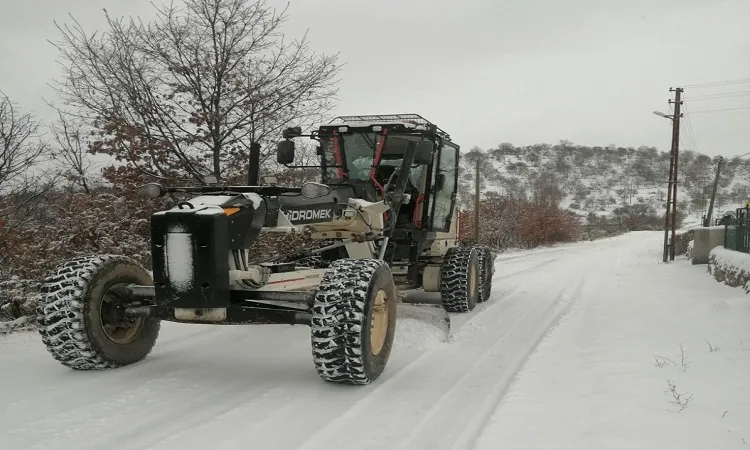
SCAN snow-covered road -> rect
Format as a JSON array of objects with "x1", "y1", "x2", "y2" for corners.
[{"x1": 2, "y1": 232, "x2": 749, "y2": 450}]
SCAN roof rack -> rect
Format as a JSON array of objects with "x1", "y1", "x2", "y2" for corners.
[{"x1": 327, "y1": 113, "x2": 450, "y2": 139}]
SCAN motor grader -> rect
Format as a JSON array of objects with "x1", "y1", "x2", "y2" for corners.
[{"x1": 36, "y1": 113, "x2": 494, "y2": 385}]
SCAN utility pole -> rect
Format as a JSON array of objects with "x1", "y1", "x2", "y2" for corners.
[
  {"x1": 704, "y1": 157, "x2": 723, "y2": 227},
  {"x1": 662, "y1": 129, "x2": 675, "y2": 262},
  {"x1": 656, "y1": 87, "x2": 683, "y2": 262},
  {"x1": 474, "y1": 158, "x2": 480, "y2": 241},
  {"x1": 700, "y1": 176, "x2": 708, "y2": 222},
  {"x1": 668, "y1": 87, "x2": 683, "y2": 261}
]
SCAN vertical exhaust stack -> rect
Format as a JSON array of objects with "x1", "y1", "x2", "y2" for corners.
[{"x1": 248, "y1": 142, "x2": 261, "y2": 185}]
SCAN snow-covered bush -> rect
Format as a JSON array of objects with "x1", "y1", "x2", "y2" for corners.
[
  {"x1": 460, "y1": 196, "x2": 581, "y2": 249},
  {"x1": 517, "y1": 203, "x2": 582, "y2": 248},
  {"x1": 673, "y1": 229, "x2": 695, "y2": 255},
  {"x1": 2, "y1": 191, "x2": 165, "y2": 280},
  {"x1": 707, "y1": 246, "x2": 750, "y2": 293},
  {"x1": 0, "y1": 277, "x2": 41, "y2": 332}
]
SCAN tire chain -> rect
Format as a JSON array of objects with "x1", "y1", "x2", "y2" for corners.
[
  {"x1": 475, "y1": 245, "x2": 494, "y2": 302},
  {"x1": 36, "y1": 254, "x2": 159, "y2": 370},
  {"x1": 440, "y1": 246, "x2": 478, "y2": 312},
  {"x1": 311, "y1": 258, "x2": 384, "y2": 384}
]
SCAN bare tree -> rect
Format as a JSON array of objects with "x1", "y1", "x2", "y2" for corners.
[
  {"x1": 0, "y1": 92, "x2": 47, "y2": 190},
  {"x1": 50, "y1": 111, "x2": 93, "y2": 193},
  {"x1": 532, "y1": 171, "x2": 562, "y2": 207},
  {"x1": 0, "y1": 93, "x2": 63, "y2": 274},
  {"x1": 0, "y1": 176, "x2": 59, "y2": 269},
  {"x1": 271, "y1": 140, "x2": 321, "y2": 185},
  {"x1": 51, "y1": 0, "x2": 341, "y2": 184}
]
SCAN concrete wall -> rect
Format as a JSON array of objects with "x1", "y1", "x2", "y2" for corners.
[{"x1": 692, "y1": 227, "x2": 726, "y2": 265}]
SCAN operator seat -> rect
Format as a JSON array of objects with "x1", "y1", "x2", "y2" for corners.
[{"x1": 374, "y1": 165, "x2": 397, "y2": 189}]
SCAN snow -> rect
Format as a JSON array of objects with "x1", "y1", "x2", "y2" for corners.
[
  {"x1": 165, "y1": 231, "x2": 194, "y2": 293},
  {"x1": 710, "y1": 246, "x2": 750, "y2": 272},
  {"x1": 681, "y1": 225, "x2": 726, "y2": 233},
  {"x1": 474, "y1": 235, "x2": 750, "y2": 450},
  {"x1": 187, "y1": 195, "x2": 236, "y2": 206},
  {"x1": 0, "y1": 316, "x2": 30, "y2": 335},
  {"x1": 1, "y1": 232, "x2": 749, "y2": 449}
]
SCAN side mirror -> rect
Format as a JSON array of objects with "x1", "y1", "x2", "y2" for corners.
[
  {"x1": 277, "y1": 140, "x2": 295, "y2": 165},
  {"x1": 282, "y1": 126, "x2": 303, "y2": 139},
  {"x1": 414, "y1": 140, "x2": 433, "y2": 165}
]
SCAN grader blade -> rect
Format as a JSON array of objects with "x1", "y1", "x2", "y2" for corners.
[{"x1": 396, "y1": 291, "x2": 451, "y2": 342}]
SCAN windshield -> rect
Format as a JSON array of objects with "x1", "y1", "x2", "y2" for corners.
[
  {"x1": 344, "y1": 132, "x2": 381, "y2": 180},
  {"x1": 319, "y1": 131, "x2": 423, "y2": 187}
]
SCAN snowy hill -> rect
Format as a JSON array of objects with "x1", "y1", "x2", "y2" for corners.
[{"x1": 457, "y1": 141, "x2": 746, "y2": 223}]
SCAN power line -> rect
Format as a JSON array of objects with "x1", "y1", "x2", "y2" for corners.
[
  {"x1": 685, "y1": 91, "x2": 750, "y2": 101},
  {"x1": 681, "y1": 104, "x2": 700, "y2": 154},
  {"x1": 683, "y1": 78, "x2": 750, "y2": 89},
  {"x1": 686, "y1": 107, "x2": 750, "y2": 114},
  {"x1": 670, "y1": 104, "x2": 698, "y2": 154}
]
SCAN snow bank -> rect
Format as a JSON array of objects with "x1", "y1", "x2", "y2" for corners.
[
  {"x1": 395, "y1": 303, "x2": 450, "y2": 350},
  {"x1": 393, "y1": 317, "x2": 449, "y2": 350},
  {"x1": 0, "y1": 316, "x2": 31, "y2": 335},
  {"x1": 707, "y1": 246, "x2": 750, "y2": 293},
  {"x1": 680, "y1": 225, "x2": 725, "y2": 233}
]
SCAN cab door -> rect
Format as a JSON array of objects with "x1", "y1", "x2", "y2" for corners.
[{"x1": 428, "y1": 141, "x2": 459, "y2": 232}]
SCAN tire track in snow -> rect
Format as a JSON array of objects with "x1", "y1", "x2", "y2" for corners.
[
  {"x1": 492, "y1": 256, "x2": 563, "y2": 282},
  {"x1": 456, "y1": 277, "x2": 588, "y2": 450},
  {"x1": 294, "y1": 272, "x2": 582, "y2": 450},
  {"x1": 1, "y1": 326, "x2": 310, "y2": 449},
  {"x1": 114, "y1": 383, "x2": 289, "y2": 450},
  {"x1": 2, "y1": 325, "x2": 228, "y2": 415},
  {"x1": 275, "y1": 249, "x2": 559, "y2": 446},
  {"x1": 493, "y1": 246, "x2": 567, "y2": 262},
  {"x1": 220, "y1": 336, "x2": 444, "y2": 450},
  {"x1": 286, "y1": 280, "x2": 541, "y2": 449},
  {"x1": 396, "y1": 277, "x2": 588, "y2": 450},
  {"x1": 1, "y1": 238, "x2": 632, "y2": 450},
  {"x1": 294, "y1": 243, "x2": 609, "y2": 450}
]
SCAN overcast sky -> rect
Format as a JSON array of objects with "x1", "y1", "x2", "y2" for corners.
[{"x1": 1, "y1": 0, "x2": 748, "y2": 157}]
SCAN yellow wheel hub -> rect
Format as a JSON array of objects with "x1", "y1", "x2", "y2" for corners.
[{"x1": 370, "y1": 289, "x2": 389, "y2": 355}]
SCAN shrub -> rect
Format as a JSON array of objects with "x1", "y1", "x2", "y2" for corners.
[{"x1": 461, "y1": 197, "x2": 581, "y2": 249}]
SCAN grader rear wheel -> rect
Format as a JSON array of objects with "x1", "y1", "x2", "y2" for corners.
[
  {"x1": 475, "y1": 245, "x2": 494, "y2": 303},
  {"x1": 440, "y1": 246, "x2": 481, "y2": 313}
]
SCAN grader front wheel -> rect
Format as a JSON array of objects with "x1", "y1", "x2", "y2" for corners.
[
  {"x1": 310, "y1": 259, "x2": 398, "y2": 384},
  {"x1": 36, "y1": 255, "x2": 161, "y2": 370}
]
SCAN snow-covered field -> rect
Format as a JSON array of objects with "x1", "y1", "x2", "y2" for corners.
[{"x1": 2, "y1": 232, "x2": 749, "y2": 449}]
